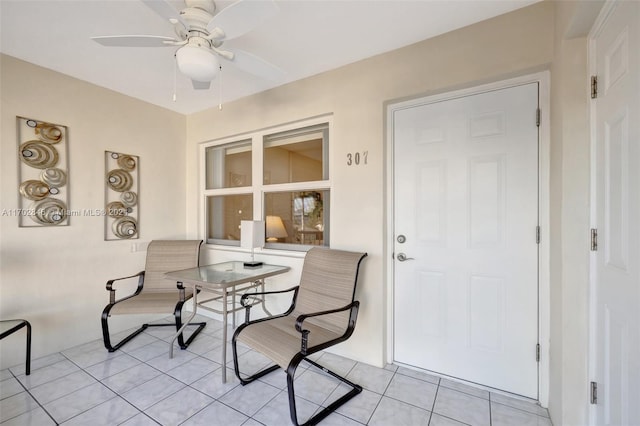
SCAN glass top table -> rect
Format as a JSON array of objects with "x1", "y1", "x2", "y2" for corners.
[
  {"x1": 165, "y1": 262, "x2": 290, "y2": 382},
  {"x1": 166, "y1": 262, "x2": 290, "y2": 290}
]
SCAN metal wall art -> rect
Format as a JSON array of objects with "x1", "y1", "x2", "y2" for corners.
[
  {"x1": 105, "y1": 151, "x2": 139, "y2": 240},
  {"x1": 17, "y1": 117, "x2": 69, "y2": 227}
]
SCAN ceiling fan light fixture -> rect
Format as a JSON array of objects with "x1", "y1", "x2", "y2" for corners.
[{"x1": 176, "y1": 45, "x2": 220, "y2": 82}]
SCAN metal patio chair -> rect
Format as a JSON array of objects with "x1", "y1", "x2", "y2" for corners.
[
  {"x1": 101, "y1": 240, "x2": 206, "y2": 352},
  {"x1": 232, "y1": 247, "x2": 367, "y2": 426}
]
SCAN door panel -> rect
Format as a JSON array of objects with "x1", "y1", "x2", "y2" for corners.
[{"x1": 393, "y1": 83, "x2": 539, "y2": 398}]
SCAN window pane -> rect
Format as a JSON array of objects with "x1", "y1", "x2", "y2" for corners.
[
  {"x1": 205, "y1": 140, "x2": 252, "y2": 189},
  {"x1": 206, "y1": 194, "x2": 253, "y2": 245},
  {"x1": 264, "y1": 190, "x2": 329, "y2": 247},
  {"x1": 263, "y1": 123, "x2": 328, "y2": 185}
]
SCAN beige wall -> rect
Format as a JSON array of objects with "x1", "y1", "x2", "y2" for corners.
[{"x1": 0, "y1": 55, "x2": 187, "y2": 367}]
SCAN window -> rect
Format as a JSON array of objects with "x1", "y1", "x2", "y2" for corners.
[
  {"x1": 205, "y1": 140, "x2": 252, "y2": 189},
  {"x1": 264, "y1": 190, "x2": 328, "y2": 247},
  {"x1": 202, "y1": 117, "x2": 330, "y2": 250},
  {"x1": 206, "y1": 194, "x2": 253, "y2": 245},
  {"x1": 263, "y1": 125, "x2": 327, "y2": 184}
]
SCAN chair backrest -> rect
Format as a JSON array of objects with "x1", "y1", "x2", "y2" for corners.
[
  {"x1": 294, "y1": 247, "x2": 367, "y2": 334},
  {"x1": 142, "y1": 240, "x2": 202, "y2": 291}
]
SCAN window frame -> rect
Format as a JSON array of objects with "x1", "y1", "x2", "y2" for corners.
[{"x1": 200, "y1": 115, "x2": 332, "y2": 252}]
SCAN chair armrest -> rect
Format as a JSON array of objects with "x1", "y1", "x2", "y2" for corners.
[
  {"x1": 295, "y1": 301, "x2": 358, "y2": 333},
  {"x1": 240, "y1": 285, "x2": 299, "y2": 324},
  {"x1": 295, "y1": 301, "x2": 360, "y2": 355},
  {"x1": 175, "y1": 281, "x2": 188, "y2": 301},
  {"x1": 240, "y1": 285, "x2": 299, "y2": 307},
  {"x1": 106, "y1": 271, "x2": 145, "y2": 304}
]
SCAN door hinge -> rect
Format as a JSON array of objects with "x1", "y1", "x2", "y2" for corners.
[
  {"x1": 536, "y1": 108, "x2": 541, "y2": 127},
  {"x1": 591, "y1": 228, "x2": 598, "y2": 251},
  {"x1": 590, "y1": 381, "x2": 598, "y2": 404},
  {"x1": 536, "y1": 226, "x2": 541, "y2": 244},
  {"x1": 591, "y1": 75, "x2": 598, "y2": 99},
  {"x1": 536, "y1": 343, "x2": 540, "y2": 362}
]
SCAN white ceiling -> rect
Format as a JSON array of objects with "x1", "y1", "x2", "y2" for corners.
[{"x1": 0, "y1": 0, "x2": 540, "y2": 115}]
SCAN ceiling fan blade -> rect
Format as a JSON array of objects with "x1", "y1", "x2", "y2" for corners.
[
  {"x1": 92, "y1": 35, "x2": 177, "y2": 47},
  {"x1": 227, "y1": 49, "x2": 285, "y2": 81},
  {"x1": 192, "y1": 80, "x2": 212, "y2": 90},
  {"x1": 141, "y1": 0, "x2": 188, "y2": 29},
  {"x1": 206, "y1": 0, "x2": 278, "y2": 41}
]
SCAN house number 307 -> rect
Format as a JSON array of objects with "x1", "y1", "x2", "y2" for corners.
[{"x1": 346, "y1": 151, "x2": 368, "y2": 166}]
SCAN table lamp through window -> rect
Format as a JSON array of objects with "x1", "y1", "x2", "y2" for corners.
[
  {"x1": 241, "y1": 220, "x2": 265, "y2": 267},
  {"x1": 266, "y1": 215, "x2": 288, "y2": 242}
]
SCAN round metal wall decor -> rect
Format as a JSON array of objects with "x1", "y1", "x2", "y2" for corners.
[
  {"x1": 117, "y1": 155, "x2": 137, "y2": 171},
  {"x1": 35, "y1": 123, "x2": 63, "y2": 144},
  {"x1": 19, "y1": 140, "x2": 59, "y2": 169},
  {"x1": 40, "y1": 168, "x2": 67, "y2": 187},
  {"x1": 120, "y1": 191, "x2": 138, "y2": 207},
  {"x1": 16, "y1": 117, "x2": 69, "y2": 227},
  {"x1": 105, "y1": 151, "x2": 139, "y2": 240},
  {"x1": 19, "y1": 180, "x2": 50, "y2": 201},
  {"x1": 112, "y1": 216, "x2": 138, "y2": 239},
  {"x1": 29, "y1": 198, "x2": 67, "y2": 225},
  {"x1": 106, "y1": 169, "x2": 133, "y2": 192},
  {"x1": 106, "y1": 201, "x2": 127, "y2": 217}
]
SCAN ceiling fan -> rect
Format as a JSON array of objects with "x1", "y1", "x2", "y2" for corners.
[{"x1": 92, "y1": 0, "x2": 282, "y2": 90}]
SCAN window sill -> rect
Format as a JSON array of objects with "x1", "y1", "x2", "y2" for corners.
[{"x1": 202, "y1": 243, "x2": 308, "y2": 259}]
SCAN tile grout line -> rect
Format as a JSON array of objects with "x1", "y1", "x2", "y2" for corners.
[
  {"x1": 490, "y1": 400, "x2": 552, "y2": 421},
  {"x1": 3, "y1": 368, "x2": 59, "y2": 426},
  {"x1": 426, "y1": 376, "x2": 441, "y2": 425},
  {"x1": 56, "y1": 351, "x2": 145, "y2": 426},
  {"x1": 489, "y1": 389, "x2": 493, "y2": 425},
  {"x1": 54, "y1": 337, "x2": 205, "y2": 425},
  {"x1": 313, "y1": 355, "x2": 366, "y2": 425},
  {"x1": 181, "y1": 365, "x2": 252, "y2": 425}
]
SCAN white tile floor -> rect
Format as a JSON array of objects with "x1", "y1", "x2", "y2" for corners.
[{"x1": 0, "y1": 316, "x2": 552, "y2": 425}]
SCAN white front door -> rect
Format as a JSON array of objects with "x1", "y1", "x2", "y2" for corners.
[
  {"x1": 590, "y1": 1, "x2": 640, "y2": 424},
  {"x1": 392, "y1": 83, "x2": 540, "y2": 398}
]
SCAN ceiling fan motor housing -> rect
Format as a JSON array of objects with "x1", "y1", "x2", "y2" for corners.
[{"x1": 180, "y1": 2, "x2": 216, "y2": 32}]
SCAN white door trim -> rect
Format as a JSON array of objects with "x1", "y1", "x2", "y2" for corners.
[
  {"x1": 587, "y1": 2, "x2": 628, "y2": 424},
  {"x1": 588, "y1": 7, "x2": 609, "y2": 425},
  {"x1": 384, "y1": 71, "x2": 550, "y2": 406}
]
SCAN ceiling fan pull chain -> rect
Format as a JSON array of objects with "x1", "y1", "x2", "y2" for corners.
[
  {"x1": 218, "y1": 65, "x2": 223, "y2": 110},
  {"x1": 172, "y1": 56, "x2": 178, "y2": 102}
]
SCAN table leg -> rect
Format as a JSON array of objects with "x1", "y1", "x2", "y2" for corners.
[
  {"x1": 231, "y1": 287, "x2": 236, "y2": 329},
  {"x1": 222, "y1": 286, "x2": 228, "y2": 383},
  {"x1": 169, "y1": 282, "x2": 198, "y2": 359},
  {"x1": 260, "y1": 279, "x2": 272, "y2": 316}
]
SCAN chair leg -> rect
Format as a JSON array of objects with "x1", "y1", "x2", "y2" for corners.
[
  {"x1": 101, "y1": 304, "x2": 206, "y2": 352},
  {"x1": 232, "y1": 325, "x2": 280, "y2": 384},
  {"x1": 174, "y1": 301, "x2": 206, "y2": 350},
  {"x1": 101, "y1": 308, "x2": 148, "y2": 352},
  {"x1": 287, "y1": 356, "x2": 362, "y2": 426}
]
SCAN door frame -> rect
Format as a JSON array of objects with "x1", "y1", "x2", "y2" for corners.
[
  {"x1": 384, "y1": 71, "x2": 550, "y2": 406},
  {"x1": 587, "y1": 2, "x2": 628, "y2": 424}
]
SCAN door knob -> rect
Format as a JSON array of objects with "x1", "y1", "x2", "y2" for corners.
[{"x1": 396, "y1": 253, "x2": 414, "y2": 262}]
